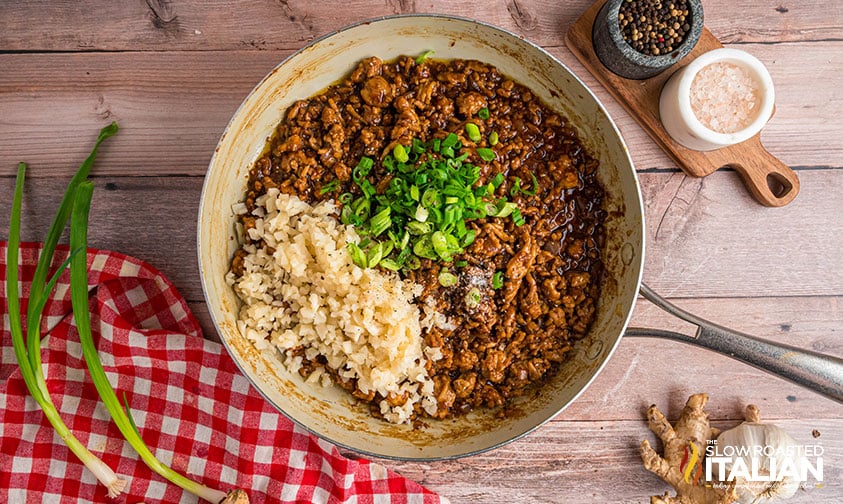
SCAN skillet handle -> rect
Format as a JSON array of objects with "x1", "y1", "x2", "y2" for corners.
[{"x1": 625, "y1": 284, "x2": 843, "y2": 404}]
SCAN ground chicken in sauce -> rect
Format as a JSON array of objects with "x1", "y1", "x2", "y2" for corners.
[{"x1": 233, "y1": 55, "x2": 606, "y2": 420}]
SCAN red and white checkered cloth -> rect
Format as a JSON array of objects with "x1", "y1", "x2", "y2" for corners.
[{"x1": 0, "y1": 242, "x2": 445, "y2": 503}]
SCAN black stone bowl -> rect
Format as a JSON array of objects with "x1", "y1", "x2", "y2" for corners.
[{"x1": 592, "y1": 0, "x2": 704, "y2": 80}]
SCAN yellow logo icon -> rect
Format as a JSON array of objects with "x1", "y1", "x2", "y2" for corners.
[{"x1": 680, "y1": 442, "x2": 704, "y2": 485}]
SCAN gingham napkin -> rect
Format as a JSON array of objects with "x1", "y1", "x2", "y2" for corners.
[{"x1": 0, "y1": 242, "x2": 444, "y2": 503}]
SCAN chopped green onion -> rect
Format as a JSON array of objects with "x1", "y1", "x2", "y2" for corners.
[
  {"x1": 489, "y1": 131, "x2": 499, "y2": 146},
  {"x1": 421, "y1": 188, "x2": 439, "y2": 207},
  {"x1": 411, "y1": 138, "x2": 425, "y2": 153},
  {"x1": 512, "y1": 208, "x2": 526, "y2": 226},
  {"x1": 413, "y1": 235, "x2": 437, "y2": 260},
  {"x1": 478, "y1": 107, "x2": 490, "y2": 120},
  {"x1": 455, "y1": 260, "x2": 468, "y2": 267},
  {"x1": 347, "y1": 242, "x2": 367, "y2": 267},
  {"x1": 393, "y1": 144, "x2": 409, "y2": 163},
  {"x1": 380, "y1": 239, "x2": 394, "y2": 258},
  {"x1": 359, "y1": 179, "x2": 376, "y2": 199},
  {"x1": 406, "y1": 256, "x2": 421, "y2": 270},
  {"x1": 526, "y1": 171, "x2": 539, "y2": 196},
  {"x1": 366, "y1": 242, "x2": 384, "y2": 267},
  {"x1": 415, "y1": 50, "x2": 435, "y2": 64},
  {"x1": 465, "y1": 123, "x2": 481, "y2": 143},
  {"x1": 438, "y1": 268, "x2": 458, "y2": 287},
  {"x1": 379, "y1": 258, "x2": 402, "y2": 271},
  {"x1": 461, "y1": 229, "x2": 477, "y2": 247},
  {"x1": 510, "y1": 177, "x2": 520, "y2": 197},
  {"x1": 493, "y1": 201, "x2": 518, "y2": 218},
  {"x1": 441, "y1": 133, "x2": 459, "y2": 150},
  {"x1": 465, "y1": 287, "x2": 482, "y2": 308},
  {"x1": 492, "y1": 270, "x2": 504, "y2": 289},
  {"x1": 407, "y1": 221, "x2": 432, "y2": 235},
  {"x1": 353, "y1": 157, "x2": 374, "y2": 182},
  {"x1": 369, "y1": 207, "x2": 391, "y2": 236},
  {"x1": 476, "y1": 148, "x2": 496, "y2": 162},
  {"x1": 430, "y1": 230, "x2": 452, "y2": 262},
  {"x1": 510, "y1": 171, "x2": 539, "y2": 196},
  {"x1": 339, "y1": 136, "x2": 526, "y2": 270},
  {"x1": 319, "y1": 179, "x2": 340, "y2": 195}
]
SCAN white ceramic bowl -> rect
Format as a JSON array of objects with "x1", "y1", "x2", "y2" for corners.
[
  {"x1": 198, "y1": 15, "x2": 645, "y2": 460},
  {"x1": 659, "y1": 48, "x2": 775, "y2": 151}
]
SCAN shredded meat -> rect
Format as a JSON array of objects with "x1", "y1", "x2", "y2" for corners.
[{"x1": 238, "y1": 55, "x2": 606, "y2": 420}]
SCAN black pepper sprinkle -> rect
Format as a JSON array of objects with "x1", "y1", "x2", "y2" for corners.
[{"x1": 618, "y1": 0, "x2": 691, "y2": 56}]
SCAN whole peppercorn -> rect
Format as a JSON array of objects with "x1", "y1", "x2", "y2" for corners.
[{"x1": 618, "y1": 0, "x2": 691, "y2": 56}]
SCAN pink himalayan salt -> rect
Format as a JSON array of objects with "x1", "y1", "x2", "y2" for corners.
[{"x1": 690, "y1": 62, "x2": 761, "y2": 134}]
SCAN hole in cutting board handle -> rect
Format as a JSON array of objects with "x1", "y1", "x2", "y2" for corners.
[{"x1": 766, "y1": 172, "x2": 792, "y2": 199}]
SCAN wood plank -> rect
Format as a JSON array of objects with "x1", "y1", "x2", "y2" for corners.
[
  {"x1": 0, "y1": 51, "x2": 278, "y2": 178},
  {"x1": 373, "y1": 418, "x2": 840, "y2": 503},
  {"x1": 640, "y1": 169, "x2": 843, "y2": 298},
  {"x1": 1, "y1": 42, "x2": 840, "y2": 179},
  {"x1": 1, "y1": 169, "x2": 840, "y2": 301},
  {"x1": 0, "y1": 0, "x2": 838, "y2": 52}
]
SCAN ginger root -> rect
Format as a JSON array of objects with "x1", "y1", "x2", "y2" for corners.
[{"x1": 640, "y1": 393, "x2": 737, "y2": 504}]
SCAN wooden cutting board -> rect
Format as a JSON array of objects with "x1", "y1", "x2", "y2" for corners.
[{"x1": 565, "y1": 0, "x2": 799, "y2": 207}]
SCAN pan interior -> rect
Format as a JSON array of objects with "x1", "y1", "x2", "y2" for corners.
[{"x1": 198, "y1": 15, "x2": 644, "y2": 460}]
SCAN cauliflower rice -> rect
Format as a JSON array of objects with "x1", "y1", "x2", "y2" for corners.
[{"x1": 228, "y1": 188, "x2": 441, "y2": 423}]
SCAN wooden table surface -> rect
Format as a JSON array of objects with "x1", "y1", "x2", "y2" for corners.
[{"x1": 1, "y1": 1, "x2": 840, "y2": 502}]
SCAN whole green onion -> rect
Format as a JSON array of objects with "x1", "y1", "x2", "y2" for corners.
[
  {"x1": 7, "y1": 161, "x2": 127, "y2": 496},
  {"x1": 7, "y1": 123, "x2": 246, "y2": 504}
]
